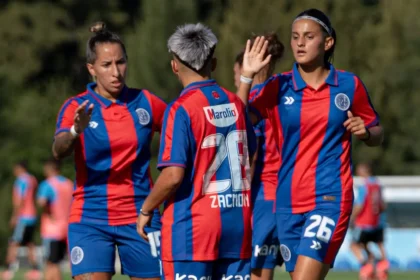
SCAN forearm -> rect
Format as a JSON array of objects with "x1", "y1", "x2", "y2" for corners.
[
  {"x1": 363, "y1": 125, "x2": 384, "y2": 147},
  {"x1": 141, "y1": 174, "x2": 181, "y2": 213},
  {"x1": 52, "y1": 132, "x2": 77, "y2": 159},
  {"x1": 236, "y1": 71, "x2": 255, "y2": 106}
]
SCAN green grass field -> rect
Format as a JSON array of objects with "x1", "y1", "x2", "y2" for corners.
[{"x1": 13, "y1": 270, "x2": 420, "y2": 280}]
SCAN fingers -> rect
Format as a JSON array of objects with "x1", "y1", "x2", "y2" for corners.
[
  {"x1": 254, "y1": 36, "x2": 265, "y2": 54},
  {"x1": 347, "y1": 110, "x2": 353, "y2": 118},
  {"x1": 136, "y1": 215, "x2": 150, "y2": 241},
  {"x1": 75, "y1": 100, "x2": 89, "y2": 114},
  {"x1": 245, "y1": 39, "x2": 251, "y2": 55},
  {"x1": 258, "y1": 39, "x2": 269, "y2": 57},
  {"x1": 87, "y1": 103, "x2": 94, "y2": 116},
  {"x1": 262, "y1": 54, "x2": 272, "y2": 67}
]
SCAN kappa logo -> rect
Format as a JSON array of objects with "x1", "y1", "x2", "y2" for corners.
[
  {"x1": 254, "y1": 244, "x2": 279, "y2": 257},
  {"x1": 284, "y1": 96, "x2": 294, "y2": 105},
  {"x1": 335, "y1": 93, "x2": 350, "y2": 111},
  {"x1": 136, "y1": 108, "x2": 150, "y2": 125},
  {"x1": 175, "y1": 274, "x2": 211, "y2": 280},
  {"x1": 203, "y1": 103, "x2": 239, "y2": 127}
]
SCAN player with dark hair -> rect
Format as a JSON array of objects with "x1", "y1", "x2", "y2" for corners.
[
  {"x1": 235, "y1": 32, "x2": 285, "y2": 280},
  {"x1": 53, "y1": 22, "x2": 166, "y2": 280},
  {"x1": 137, "y1": 23, "x2": 263, "y2": 279},
  {"x1": 237, "y1": 8, "x2": 384, "y2": 280}
]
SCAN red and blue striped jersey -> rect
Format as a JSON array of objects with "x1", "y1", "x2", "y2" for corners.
[
  {"x1": 250, "y1": 63, "x2": 379, "y2": 214},
  {"x1": 157, "y1": 79, "x2": 256, "y2": 261},
  {"x1": 55, "y1": 83, "x2": 166, "y2": 226},
  {"x1": 355, "y1": 177, "x2": 383, "y2": 229},
  {"x1": 250, "y1": 84, "x2": 281, "y2": 202}
]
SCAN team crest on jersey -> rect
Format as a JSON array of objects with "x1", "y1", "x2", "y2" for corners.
[
  {"x1": 212, "y1": 91, "x2": 220, "y2": 99},
  {"x1": 203, "y1": 103, "x2": 239, "y2": 127},
  {"x1": 280, "y1": 244, "x2": 291, "y2": 262},
  {"x1": 70, "y1": 246, "x2": 84, "y2": 265},
  {"x1": 334, "y1": 93, "x2": 350, "y2": 111},
  {"x1": 136, "y1": 108, "x2": 150, "y2": 125}
]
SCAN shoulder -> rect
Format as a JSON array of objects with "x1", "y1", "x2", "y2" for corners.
[
  {"x1": 59, "y1": 91, "x2": 89, "y2": 110},
  {"x1": 336, "y1": 69, "x2": 363, "y2": 84},
  {"x1": 129, "y1": 88, "x2": 167, "y2": 107}
]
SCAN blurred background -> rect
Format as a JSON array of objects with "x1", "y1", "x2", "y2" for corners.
[{"x1": 1, "y1": 0, "x2": 420, "y2": 276}]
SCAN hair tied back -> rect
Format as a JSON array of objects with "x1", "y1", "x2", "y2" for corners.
[{"x1": 89, "y1": 21, "x2": 106, "y2": 34}]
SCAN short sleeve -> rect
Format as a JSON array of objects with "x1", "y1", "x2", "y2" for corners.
[
  {"x1": 351, "y1": 76, "x2": 380, "y2": 128},
  {"x1": 13, "y1": 179, "x2": 24, "y2": 199},
  {"x1": 249, "y1": 75, "x2": 281, "y2": 120},
  {"x1": 55, "y1": 98, "x2": 79, "y2": 135},
  {"x1": 37, "y1": 181, "x2": 54, "y2": 202},
  {"x1": 148, "y1": 92, "x2": 167, "y2": 132},
  {"x1": 157, "y1": 102, "x2": 190, "y2": 169},
  {"x1": 355, "y1": 184, "x2": 367, "y2": 206}
]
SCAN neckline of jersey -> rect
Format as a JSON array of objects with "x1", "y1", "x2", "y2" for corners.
[
  {"x1": 86, "y1": 82, "x2": 129, "y2": 108},
  {"x1": 291, "y1": 62, "x2": 339, "y2": 91},
  {"x1": 180, "y1": 79, "x2": 217, "y2": 96}
]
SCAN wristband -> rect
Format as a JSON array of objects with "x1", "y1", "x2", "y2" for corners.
[
  {"x1": 240, "y1": 75, "x2": 253, "y2": 85},
  {"x1": 140, "y1": 209, "x2": 153, "y2": 216},
  {"x1": 70, "y1": 125, "x2": 80, "y2": 137}
]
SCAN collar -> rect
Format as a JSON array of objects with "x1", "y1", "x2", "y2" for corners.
[
  {"x1": 291, "y1": 63, "x2": 338, "y2": 91},
  {"x1": 87, "y1": 82, "x2": 128, "y2": 108},
  {"x1": 180, "y1": 79, "x2": 217, "y2": 96}
]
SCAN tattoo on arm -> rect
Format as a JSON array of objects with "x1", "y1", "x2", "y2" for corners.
[{"x1": 52, "y1": 132, "x2": 77, "y2": 159}]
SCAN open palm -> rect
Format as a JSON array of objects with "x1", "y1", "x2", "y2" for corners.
[{"x1": 242, "y1": 36, "x2": 271, "y2": 77}]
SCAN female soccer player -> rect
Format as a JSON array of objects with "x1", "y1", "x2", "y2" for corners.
[
  {"x1": 53, "y1": 22, "x2": 166, "y2": 280},
  {"x1": 237, "y1": 9, "x2": 384, "y2": 280},
  {"x1": 234, "y1": 34, "x2": 285, "y2": 280}
]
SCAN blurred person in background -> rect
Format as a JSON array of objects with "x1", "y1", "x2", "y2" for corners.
[
  {"x1": 234, "y1": 32, "x2": 285, "y2": 280},
  {"x1": 2, "y1": 161, "x2": 40, "y2": 280},
  {"x1": 137, "y1": 22, "x2": 261, "y2": 280},
  {"x1": 237, "y1": 8, "x2": 384, "y2": 280},
  {"x1": 52, "y1": 22, "x2": 166, "y2": 280},
  {"x1": 37, "y1": 158, "x2": 73, "y2": 280},
  {"x1": 351, "y1": 162, "x2": 388, "y2": 280}
]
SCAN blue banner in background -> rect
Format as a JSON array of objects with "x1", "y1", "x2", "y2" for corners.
[{"x1": 334, "y1": 229, "x2": 420, "y2": 271}]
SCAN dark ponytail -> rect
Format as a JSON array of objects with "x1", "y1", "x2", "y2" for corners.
[
  {"x1": 86, "y1": 21, "x2": 127, "y2": 64},
  {"x1": 294, "y1": 9, "x2": 336, "y2": 65}
]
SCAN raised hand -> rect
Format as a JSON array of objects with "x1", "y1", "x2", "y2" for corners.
[
  {"x1": 73, "y1": 100, "x2": 94, "y2": 134},
  {"x1": 241, "y1": 36, "x2": 272, "y2": 78}
]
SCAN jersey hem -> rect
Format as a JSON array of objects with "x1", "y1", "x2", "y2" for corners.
[
  {"x1": 276, "y1": 201, "x2": 353, "y2": 214},
  {"x1": 161, "y1": 252, "x2": 251, "y2": 261}
]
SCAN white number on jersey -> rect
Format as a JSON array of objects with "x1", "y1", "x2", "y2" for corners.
[
  {"x1": 201, "y1": 130, "x2": 251, "y2": 194},
  {"x1": 304, "y1": 215, "x2": 336, "y2": 243}
]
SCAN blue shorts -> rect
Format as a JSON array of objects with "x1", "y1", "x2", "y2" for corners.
[
  {"x1": 276, "y1": 205, "x2": 351, "y2": 272},
  {"x1": 252, "y1": 199, "x2": 283, "y2": 269},
  {"x1": 162, "y1": 259, "x2": 250, "y2": 280},
  {"x1": 68, "y1": 222, "x2": 161, "y2": 278}
]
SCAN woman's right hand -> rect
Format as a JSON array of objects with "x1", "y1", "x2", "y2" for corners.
[
  {"x1": 241, "y1": 36, "x2": 271, "y2": 78},
  {"x1": 73, "y1": 100, "x2": 94, "y2": 134}
]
